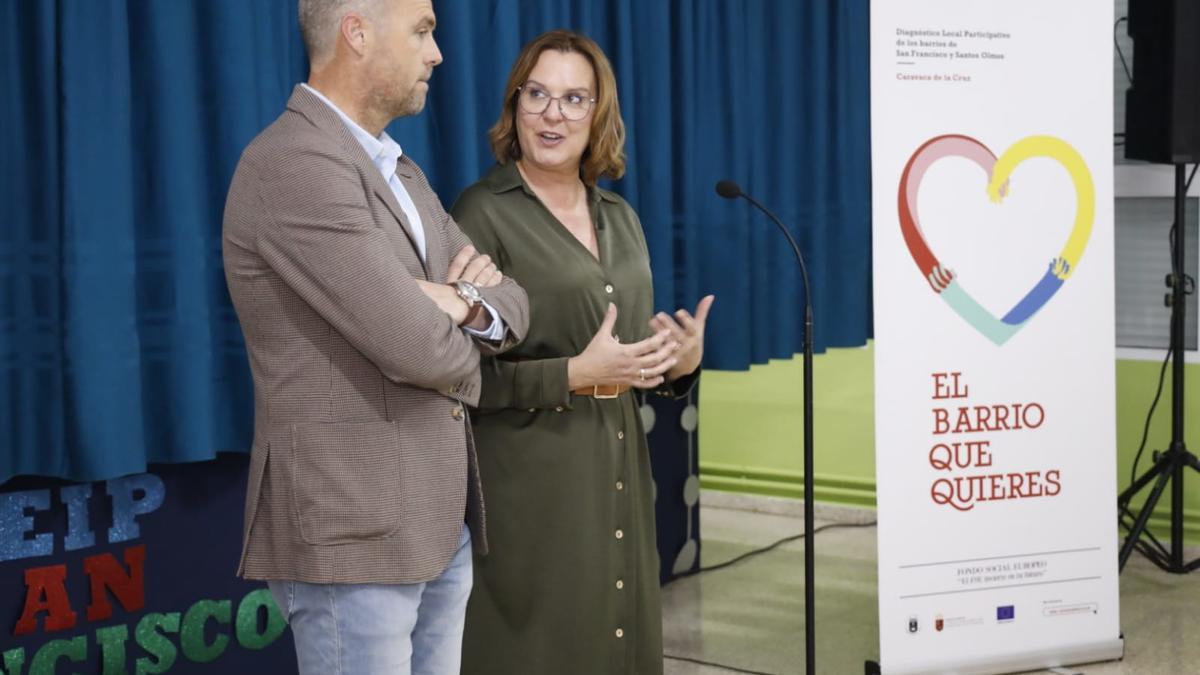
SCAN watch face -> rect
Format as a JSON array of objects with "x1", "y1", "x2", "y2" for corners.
[{"x1": 456, "y1": 281, "x2": 482, "y2": 303}]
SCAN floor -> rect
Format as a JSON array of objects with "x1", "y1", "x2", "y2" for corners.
[{"x1": 660, "y1": 493, "x2": 1200, "y2": 675}]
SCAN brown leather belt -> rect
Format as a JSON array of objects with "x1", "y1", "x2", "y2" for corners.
[{"x1": 571, "y1": 384, "x2": 630, "y2": 399}]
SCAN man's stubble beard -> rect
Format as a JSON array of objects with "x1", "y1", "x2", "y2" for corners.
[
  {"x1": 395, "y1": 88, "x2": 427, "y2": 118},
  {"x1": 367, "y1": 62, "x2": 428, "y2": 122}
]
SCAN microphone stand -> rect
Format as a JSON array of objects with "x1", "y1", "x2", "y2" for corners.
[{"x1": 717, "y1": 183, "x2": 816, "y2": 675}]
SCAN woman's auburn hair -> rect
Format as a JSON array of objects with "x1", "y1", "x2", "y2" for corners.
[{"x1": 488, "y1": 30, "x2": 626, "y2": 186}]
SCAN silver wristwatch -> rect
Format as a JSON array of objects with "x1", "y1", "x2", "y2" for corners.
[
  {"x1": 452, "y1": 280, "x2": 485, "y2": 326},
  {"x1": 452, "y1": 280, "x2": 483, "y2": 307}
]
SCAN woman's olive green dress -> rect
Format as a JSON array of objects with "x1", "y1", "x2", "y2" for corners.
[{"x1": 451, "y1": 162, "x2": 694, "y2": 675}]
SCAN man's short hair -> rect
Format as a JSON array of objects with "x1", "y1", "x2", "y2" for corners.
[{"x1": 298, "y1": 0, "x2": 381, "y2": 66}]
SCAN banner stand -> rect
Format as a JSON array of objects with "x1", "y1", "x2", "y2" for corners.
[{"x1": 869, "y1": 2, "x2": 1123, "y2": 673}]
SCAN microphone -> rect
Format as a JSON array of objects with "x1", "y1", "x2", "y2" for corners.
[
  {"x1": 715, "y1": 178, "x2": 817, "y2": 675},
  {"x1": 713, "y1": 180, "x2": 812, "y2": 320},
  {"x1": 715, "y1": 180, "x2": 742, "y2": 199}
]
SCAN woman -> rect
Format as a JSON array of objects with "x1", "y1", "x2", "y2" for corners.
[{"x1": 451, "y1": 30, "x2": 714, "y2": 674}]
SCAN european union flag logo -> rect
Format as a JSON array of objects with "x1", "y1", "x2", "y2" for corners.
[{"x1": 997, "y1": 605, "x2": 1015, "y2": 622}]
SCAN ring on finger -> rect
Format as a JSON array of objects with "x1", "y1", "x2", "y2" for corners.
[{"x1": 639, "y1": 368, "x2": 646, "y2": 381}]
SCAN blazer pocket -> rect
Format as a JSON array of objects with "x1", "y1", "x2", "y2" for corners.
[{"x1": 291, "y1": 421, "x2": 403, "y2": 546}]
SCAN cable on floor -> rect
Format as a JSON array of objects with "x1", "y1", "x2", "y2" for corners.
[
  {"x1": 680, "y1": 520, "x2": 878, "y2": 577},
  {"x1": 663, "y1": 521, "x2": 877, "y2": 673},
  {"x1": 663, "y1": 653, "x2": 778, "y2": 675}
]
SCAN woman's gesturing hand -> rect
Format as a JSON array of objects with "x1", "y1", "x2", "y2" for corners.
[
  {"x1": 649, "y1": 294, "x2": 715, "y2": 382},
  {"x1": 568, "y1": 304, "x2": 679, "y2": 390}
]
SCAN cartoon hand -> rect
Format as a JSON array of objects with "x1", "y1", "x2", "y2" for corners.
[
  {"x1": 929, "y1": 265, "x2": 956, "y2": 292},
  {"x1": 1050, "y1": 257, "x2": 1071, "y2": 278}
]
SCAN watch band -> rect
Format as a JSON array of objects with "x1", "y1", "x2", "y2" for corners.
[{"x1": 460, "y1": 302, "x2": 485, "y2": 327}]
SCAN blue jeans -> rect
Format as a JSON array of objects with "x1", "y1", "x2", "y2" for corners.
[{"x1": 268, "y1": 525, "x2": 473, "y2": 675}]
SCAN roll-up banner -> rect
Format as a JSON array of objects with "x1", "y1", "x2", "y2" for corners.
[{"x1": 870, "y1": 1, "x2": 1124, "y2": 672}]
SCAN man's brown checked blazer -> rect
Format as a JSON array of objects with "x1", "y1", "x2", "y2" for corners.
[{"x1": 222, "y1": 85, "x2": 529, "y2": 584}]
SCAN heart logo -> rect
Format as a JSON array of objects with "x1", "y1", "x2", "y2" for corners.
[{"x1": 898, "y1": 135, "x2": 1095, "y2": 345}]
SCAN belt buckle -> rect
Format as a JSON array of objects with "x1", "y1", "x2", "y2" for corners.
[{"x1": 593, "y1": 385, "x2": 619, "y2": 400}]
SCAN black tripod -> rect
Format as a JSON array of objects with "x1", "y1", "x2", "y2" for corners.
[{"x1": 1117, "y1": 163, "x2": 1200, "y2": 574}]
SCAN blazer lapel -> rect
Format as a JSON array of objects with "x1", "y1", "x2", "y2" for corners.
[
  {"x1": 286, "y1": 85, "x2": 429, "y2": 279},
  {"x1": 365, "y1": 168, "x2": 430, "y2": 280},
  {"x1": 396, "y1": 158, "x2": 446, "y2": 282}
]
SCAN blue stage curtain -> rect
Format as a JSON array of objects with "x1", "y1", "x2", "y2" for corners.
[{"x1": 2, "y1": 0, "x2": 870, "y2": 482}]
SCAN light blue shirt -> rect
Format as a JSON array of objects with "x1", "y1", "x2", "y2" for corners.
[{"x1": 303, "y1": 84, "x2": 503, "y2": 340}]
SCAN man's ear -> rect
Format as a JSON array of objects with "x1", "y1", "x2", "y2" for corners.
[{"x1": 340, "y1": 12, "x2": 368, "y2": 58}]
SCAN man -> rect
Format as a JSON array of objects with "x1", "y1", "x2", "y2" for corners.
[{"x1": 221, "y1": 0, "x2": 528, "y2": 672}]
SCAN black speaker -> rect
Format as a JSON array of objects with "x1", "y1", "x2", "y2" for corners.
[{"x1": 1124, "y1": 0, "x2": 1200, "y2": 164}]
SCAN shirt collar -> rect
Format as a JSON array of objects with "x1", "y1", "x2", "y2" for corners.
[
  {"x1": 486, "y1": 161, "x2": 525, "y2": 193},
  {"x1": 301, "y1": 83, "x2": 403, "y2": 179},
  {"x1": 486, "y1": 161, "x2": 619, "y2": 204}
]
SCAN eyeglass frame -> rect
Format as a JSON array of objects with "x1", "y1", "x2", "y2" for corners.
[{"x1": 515, "y1": 84, "x2": 597, "y2": 120}]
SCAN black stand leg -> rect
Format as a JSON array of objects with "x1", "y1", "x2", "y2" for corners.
[{"x1": 1118, "y1": 163, "x2": 1200, "y2": 574}]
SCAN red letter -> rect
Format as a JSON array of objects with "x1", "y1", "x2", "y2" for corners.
[
  {"x1": 992, "y1": 404, "x2": 1011, "y2": 431},
  {"x1": 932, "y1": 373, "x2": 950, "y2": 399},
  {"x1": 973, "y1": 405, "x2": 993, "y2": 431},
  {"x1": 84, "y1": 544, "x2": 146, "y2": 622},
  {"x1": 928, "y1": 444, "x2": 953, "y2": 471},
  {"x1": 1023, "y1": 403, "x2": 1045, "y2": 429},
  {"x1": 1045, "y1": 470, "x2": 1062, "y2": 496},
  {"x1": 933, "y1": 408, "x2": 949, "y2": 434},
  {"x1": 984, "y1": 473, "x2": 1005, "y2": 501},
  {"x1": 1024, "y1": 471, "x2": 1044, "y2": 497},
  {"x1": 949, "y1": 372, "x2": 969, "y2": 398},
  {"x1": 1008, "y1": 472, "x2": 1026, "y2": 498},
  {"x1": 13, "y1": 564, "x2": 77, "y2": 635},
  {"x1": 970, "y1": 440, "x2": 993, "y2": 468},
  {"x1": 954, "y1": 407, "x2": 974, "y2": 433}
]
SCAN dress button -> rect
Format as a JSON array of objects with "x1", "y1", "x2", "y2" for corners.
[
  {"x1": 615, "y1": 529, "x2": 624, "y2": 540},
  {"x1": 615, "y1": 628, "x2": 624, "y2": 638},
  {"x1": 615, "y1": 481, "x2": 624, "y2": 491},
  {"x1": 617, "y1": 430, "x2": 625, "y2": 440},
  {"x1": 451, "y1": 406, "x2": 464, "y2": 421},
  {"x1": 615, "y1": 579, "x2": 624, "y2": 590},
  {"x1": 604, "y1": 284, "x2": 614, "y2": 293}
]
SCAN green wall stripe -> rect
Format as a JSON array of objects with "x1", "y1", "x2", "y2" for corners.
[{"x1": 697, "y1": 344, "x2": 1200, "y2": 546}]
